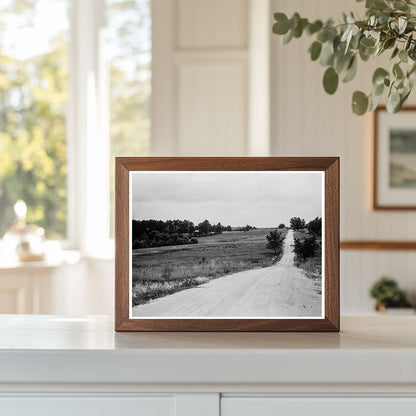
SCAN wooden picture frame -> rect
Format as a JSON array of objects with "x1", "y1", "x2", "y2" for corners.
[
  {"x1": 115, "y1": 157, "x2": 339, "y2": 332},
  {"x1": 373, "y1": 106, "x2": 416, "y2": 210}
]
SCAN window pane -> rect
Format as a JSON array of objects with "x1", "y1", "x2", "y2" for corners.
[
  {"x1": 0, "y1": 0, "x2": 70, "y2": 239},
  {"x1": 106, "y1": 0, "x2": 151, "y2": 237}
]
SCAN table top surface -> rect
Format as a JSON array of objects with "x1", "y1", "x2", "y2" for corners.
[
  {"x1": 1, "y1": 315, "x2": 415, "y2": 385},
  {"x1": 0, "y1": 314, "x2": 415, "y2": 350}
]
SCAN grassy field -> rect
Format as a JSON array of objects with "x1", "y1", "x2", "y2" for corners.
[
  {"x1": 132, "y1": 228, "x2": 287, "y2": 306},
  {"x1": 293, "y1": 230, "x2": 322, "y2": 295}
]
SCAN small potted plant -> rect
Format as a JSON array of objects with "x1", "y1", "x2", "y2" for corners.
[{"x1": 370, "y1": 276, "x2": 413, "y2": 313}]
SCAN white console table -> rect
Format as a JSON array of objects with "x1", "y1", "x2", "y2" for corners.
[{"x1": 1, "y1": 315, "x2": 416, "y2": 415}]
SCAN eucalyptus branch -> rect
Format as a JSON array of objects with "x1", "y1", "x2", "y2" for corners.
[{"x1": 272, "y1": 0, "x2": 416, "y2": 115}]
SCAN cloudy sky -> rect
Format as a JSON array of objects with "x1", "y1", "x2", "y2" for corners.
[{"x1": 131, "y1": 171, "x2": 323, "y2": 228}]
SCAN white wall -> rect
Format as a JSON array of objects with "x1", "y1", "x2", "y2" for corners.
[
  {"x1": 152, "y1": 0, "x2": 258, "y2": 156},
  {"x1": 271, "y1": 0, "x2": 416, "y2": 313},
  {"x1": 67, "y1": 0, "x2": 416, "y2": 316}
]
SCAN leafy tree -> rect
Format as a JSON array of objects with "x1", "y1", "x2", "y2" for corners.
[
  {"x1": 0, "y1": 1, "x2": 152, "y2": 238},
  {"x1": 0, "y1": 3, "x2": 69, "y2": 238},
  {"x1": 215, "y1": 222, "x2": 223, "y2": 234},
  {"x1": 266, "y1": 229, "x2": 285, "y2": 256},
  {"x1": 132, "y1": 219, "x2": 198, "y2": 248},
  {"x1": 294, "y1": 236, "x2": 318, "y2": 260},
  {"x1": 278, "y1": 223, "x2": 286, "y2": 228},
  {"x1": 107, "y1": 0, "x2": 151, "y2": 236},
  {"x1": 290, "y1": 217, "x2": 306, "y2": 230},
  {"x1": 306, "y1": 217, "x2": 322, "y2": 236},
  {"x1": 198, "y1": 220, "x2": 211, "y2": 236}
]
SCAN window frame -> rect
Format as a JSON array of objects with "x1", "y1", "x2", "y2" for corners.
[{"x1": 67, "y1": 0, "x2": 111, "y2": 257}]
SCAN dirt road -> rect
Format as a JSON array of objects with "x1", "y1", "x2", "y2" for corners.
[{"x1": 132, "y1": 230, "x2": 322, "y2": 317}]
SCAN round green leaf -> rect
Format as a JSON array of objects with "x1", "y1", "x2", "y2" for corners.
[
  {"x1": 282, "y1": 29, "x2": 293, "y2": 44},
  {"x1": 307, "y1": 20, "x2": 323, "y2": 35},
  {"x1": 399, "y1": 50, "x2": 408, "y2": 63},
  {"x1": 360, "y1": 37, "x2": 375, "y2": 48},
  {"x1": 293, "y1": 18, "x2": 308, "y2": 38},
  {"x1": 309, "y1": 41, "x2": 322, "y2": 61},
  {"x1": 391, "y1": 47, "x2": 399, "y2": 59},
  {"x1": 372, "y1": 68, "x2": 389, "y2": 86},
  {"x1": 359, "y1": 44, "x2": 374, "y2": 62},
  {"x1": 393, "y1": 63, "x2": 404, "y2": 79},
  {"x1": 369, "y1": 92, "x2": 383, "y2": 112},
  {"x1": 352, "y1": 91, "x2": 369, "y2": 115},
  {"x1": 387, "y1": 88, "x2": 401, "y2": 113},
  {"x1": 323, "y1": 67, "x2": 339, "y2": 95},
  {"x1": 384, "y1": 37, "x2": 396, "y2": 50},
  {"x1": 373, "y1": 82, "x2": 384, "y2": 96},
  {"x1": 320, "y1": 41, "x2": 335, "y2": 66},
  {"x1": 273, "y1": 13, "x2": 290, "y2": 35},
  {"x1": 342, "y1": 56, "x2": 357, "y2": 83}
]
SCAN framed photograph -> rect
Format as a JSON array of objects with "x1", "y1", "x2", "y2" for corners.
[
  {"x1": 374, "y1": 106, "x2": 416, "y2": 209},
  {"x1": 115, "y1": 157, "x2": 339, "y2": 332}
]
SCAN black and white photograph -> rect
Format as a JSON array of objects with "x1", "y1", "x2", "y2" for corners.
[{"x1": 129, "y1": 171, "x2": 324, "y2": 319}]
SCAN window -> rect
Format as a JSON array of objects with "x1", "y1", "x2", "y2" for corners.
[
  {"x1": 106, "y1": 0, "x2": 151, "y2": 237},
  {"x1": 0, "y1": 0, "x2": 70, "y2": 239},
  {"x1": 0, "y1": 0, "x2": 151, "y2": 251}
]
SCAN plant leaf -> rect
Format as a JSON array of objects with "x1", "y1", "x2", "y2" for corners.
[
  {"x1": 352, "y1": 91, "x2": 369, "y2": 115},
  {"x1": 323, "y1": 67, "x2": 339, "y2": 94},
  {"x1": 393, "y1": 63, "x2": 404, "y2": 79},
  {"x1": 391, "y1": 47, "x2": 399, "y2": 59},
  {"x1": 405, "y1": 33, "x2": 413, "y2": 51},
  {"x1": 372, "y1": 67, "x2": 389, "y2": 86},
  {"x1": 282, "y1": 29, "x2": 293, "y2": 44},
  {"x1": 342, "y1": 56, "x2": 357, "y2": 82},
  {"x1": 307, "y1": 20, "x2": 323, "y2": 35},
  {"x1": 386, "y1": 87, "x2": 401, "y2": 112},
  {"x1": 273, "y1": 13, "x2": 290, "y2": 34},
  {"x1": 309, "y1": 41, "x2": 322, "y2": 61},
  {"x1": 398, "y1": 16, "x2": 407, "y2": 34},
  {"x1": 369, "y1": 92, "x2": 383, "y2": 111},
  {"x1": 320, "y1": 40, "x2": 335, "y2": 66},
  {"x1": 399, "y1": 49, "x2": 408, "y2": 63}
]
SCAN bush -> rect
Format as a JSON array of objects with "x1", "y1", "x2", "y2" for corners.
[
  {"x1": 294, "y1": 236, "x2": 318, "y2": 260},
  {"x1": 290, "y1": 217, "x2": 305, "y2": 230},
  {"x1": 370, "y1": 277, "x2": 411, "y2": 308},
  {"x1": 306, "y1": 217, "x2": 322, "y2": 236},
  {"x1": 266, "y1": 229, "x2": 285, "y2": 257}
]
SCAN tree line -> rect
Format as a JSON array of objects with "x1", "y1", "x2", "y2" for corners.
[
  {"x1": 265, "y1": 217, "x2": 322, "y2": 261},
  {"x1": 132, "y1": 219, "x2": 235, "y2": 249},
  {"x1": 292, "y1": 217, "x2": 322, "y2": 261},
  {"x1": 289, "y1": 216, "x2": 322, "y2": 236}
]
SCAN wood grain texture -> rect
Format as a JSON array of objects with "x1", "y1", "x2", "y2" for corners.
[
  {"x1": 115, "y1": 160, "x2": 130, "y2": 330},
  {"x1": 114, "y1": 157, "x2": 340, "y2": 332},
  {"x1": 341, "y1": 241, "x2": 416, "y2": 250},
  {"x1": 373, "y1": 106, "x2": 416, "y2": 210}
]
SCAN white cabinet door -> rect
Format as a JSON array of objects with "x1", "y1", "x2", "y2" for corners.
[
  {"x1": 1, "y1": 396, "x2": 175, "y2": 416},
  {"x1": 222, "y1": 397, "x2": 416, "y2": 416}
]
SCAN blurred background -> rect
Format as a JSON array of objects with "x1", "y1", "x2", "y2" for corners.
[{"x1": 0, "y1": 0, "x2": 415, "y2": 316}]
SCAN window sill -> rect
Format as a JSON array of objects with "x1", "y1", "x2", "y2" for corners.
[{"x1": 0, "y1": 250, "x2": 81, "y2": 271}]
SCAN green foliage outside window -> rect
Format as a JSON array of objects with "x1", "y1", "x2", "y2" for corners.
[{"x1": 0, "y1": 0, "x2": 69, "y2": 238}]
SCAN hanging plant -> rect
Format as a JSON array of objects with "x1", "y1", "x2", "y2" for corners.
[{"x1": 272, "y1": 0, "x2": 416, "y2": 115}]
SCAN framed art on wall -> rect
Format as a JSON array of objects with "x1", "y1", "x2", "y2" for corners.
[
  {"x1": 374, "y1": 106, "x2": 416, "y2": 210},
  {"x1": 115, "y1": 157, "x2": 339, "y2": 331}
]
